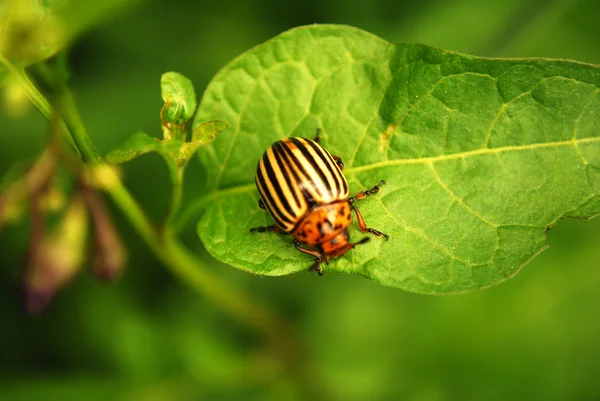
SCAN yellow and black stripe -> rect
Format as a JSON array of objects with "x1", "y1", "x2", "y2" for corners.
[{"x1": 256, "y1": 137, "x2": 349, "y2": 232}]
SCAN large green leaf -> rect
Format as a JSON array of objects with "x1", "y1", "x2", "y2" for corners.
[{"x1": 188, "y1": 24, "x2": 600, "y2": 293}]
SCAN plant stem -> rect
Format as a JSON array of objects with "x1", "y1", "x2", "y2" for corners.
[
  {"x1": 0, "y1": 54, "x2": 79, "y2": 155},
  {"x1": 57, "y1": 89, "x2": 103, "y2": 164},
  {"x1": 8, "y1": 61, "x2": 296, "y2": 359},
  {"x1": 107, "y1": 183, "x2": 294, "y2": 348},
  {"x1": 162, "y1": 162, "x2": 183, "y2": 236}
]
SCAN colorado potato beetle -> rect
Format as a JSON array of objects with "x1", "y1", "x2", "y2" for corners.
[{"x1": 250, "y1": 129, "x2": 388, "y2": 275}]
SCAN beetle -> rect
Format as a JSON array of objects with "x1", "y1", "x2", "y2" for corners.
[{"x1": 249, "y1": 129, "x2": 388, "y2": 275}]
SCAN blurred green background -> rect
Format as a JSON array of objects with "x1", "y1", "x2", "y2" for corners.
[{"x1": 1, "y1": 0, "x2": 600, "y2": 400}]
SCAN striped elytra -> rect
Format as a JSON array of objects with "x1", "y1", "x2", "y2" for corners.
[
  {"x1": 251, "y1": 131, "x2": 389, "y2": 276},
  {"x1": 255, "y1": 137, "x2": 348, "y2": 232}
]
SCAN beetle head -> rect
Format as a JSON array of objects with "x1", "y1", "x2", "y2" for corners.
[{"x1": 321, "y1": 229, "x2": 370, "y2": 263}]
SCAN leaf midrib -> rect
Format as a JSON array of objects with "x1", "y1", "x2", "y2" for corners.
[
  {"x1": 350, "y1": 136, "x2": 598, "y2": 172},
  {"x1": 179, "y1": 136, "x2": 600, "y2": 230}
]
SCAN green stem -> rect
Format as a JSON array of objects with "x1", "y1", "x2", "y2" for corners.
[
  {"x1": 0, "y1": 54, "x2": 79, "y2": 155},
  {"x1": 57, "y1": 89, "x2": 102, "y2": 164},
  {"x1": 107, "y1": 183, "x2": 293, "y2": 343},
  {"x1": 8, "y1": 60, "x2": 296, "y2": 359},
  {"x1": 162, "y1": 162, "x2": 184, "y2": 236}
]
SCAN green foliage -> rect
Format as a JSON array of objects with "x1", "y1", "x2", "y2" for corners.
[
  {"x1": 3, "y1": 0, "x2": 600, "y2": 400},
  {"x1": 106, "y1": 72, "x2": 227, "y2": 193},
  {"x1": 160, "y1": 72, "x2": 197, "y2": 128},
  {"x1": 0, "y1": 0, "x2": 139, "y2": 67},
  {"x1": 105, "y1": 70, "x2": 227, "y2": 233},
  {"x1": 191, "y1": 25, "x2": 600, "y2": 293},
  {"x1": 106, "y1": 122, "x2": 227, "y2": 185},
  {"x1": 191, "y1": 120, "x2": 229, "y2": 146},
  {"x1": 106, "y1": 130, "x2": 187, "y2": 168}
]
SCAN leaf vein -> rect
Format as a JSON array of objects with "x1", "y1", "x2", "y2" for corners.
[
  {"x1": 428, "y1": 162, "x2": 497, "y2": 228},
  {"x1": 214, "y1": 60, "x2": 304, "y2": 186},
  {"x1": 374, "y1": 196, "x2": 470, "y2": 265},
  {"x1": 384, "y1": 71, "x2": 496, "y2": 157},
  {"x1": 575, "y1": 90, "x2": 600, "y2": 140},
  {"x1": 348, "y1": 62, "x2": 400, "y2": 167},
  {"x1": 494, "y1": 153, "x2": 525, "y2": 191},
  {"x1": 349, "y1": 136, "x2": 600, "y2": 174}
]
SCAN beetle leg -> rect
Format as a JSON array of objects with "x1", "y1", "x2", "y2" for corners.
[
  {"x1": 258, "y1": 199, "x2": 266, "y2": 209},
  {"x1": 314, "y1": 128, "x2": 322, "y2": 143},
  {"x1": 249, "y1": 224, "x2": 288, "y2": 235},
  {"x1": 347, "y1": 180, "x2": 388, "y2": 239},
  {"x1": 311, "y1": 261, "x2": 324, "y2": 276},
  {"x1": 351, "y1": 205, "x2": 389, "y2": 240},
  {"x1": 332, "y1": 155, "x2": 344, "y2": 171},
  {"x1": 348, "y1": 180, "x2": 386, "y2": 203},
  {"x1": 353, "y1": 237, "x2": 371, "y2": 246},
  {"x1": 294, "y1": 239, "x2": 324, "y2": 276}
]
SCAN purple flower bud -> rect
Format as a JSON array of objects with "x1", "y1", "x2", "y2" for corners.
[
  {"x1": 22, "y1": 195, "x2": 88, "y2": 314},
  {"x1": 80, "y1": 185, "x2": 126, "y2": 282}
]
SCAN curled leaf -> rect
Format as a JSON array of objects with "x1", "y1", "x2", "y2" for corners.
[{"x1": 161, "y1": 71, "x2": 197, "y2": 126}]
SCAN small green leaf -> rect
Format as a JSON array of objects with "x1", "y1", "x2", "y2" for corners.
[
  {"x1": 191, "y1": 120, "x2": 228, "y2": 144},
  {"x1": 182, "y1": 120, "x2": 228, "y2": 159},
  {"x1": 105, "y1": 131, "x2": 161, "y2": 164},
  {"x1": 107, "y1": 121, "x2": 226, "y2": 170},
  {"x1": 106, "y1": 131, "x2": 183, "y2": 200},
  {"x1": 106, "y1": 131, "x2": 183, "y2": 167},
  {"x1": 161, "y1": 72, "x2": 197, "y2": 125},
  {"x1": 190, "y1": 25, "x2": 600, "y2": 294}
]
